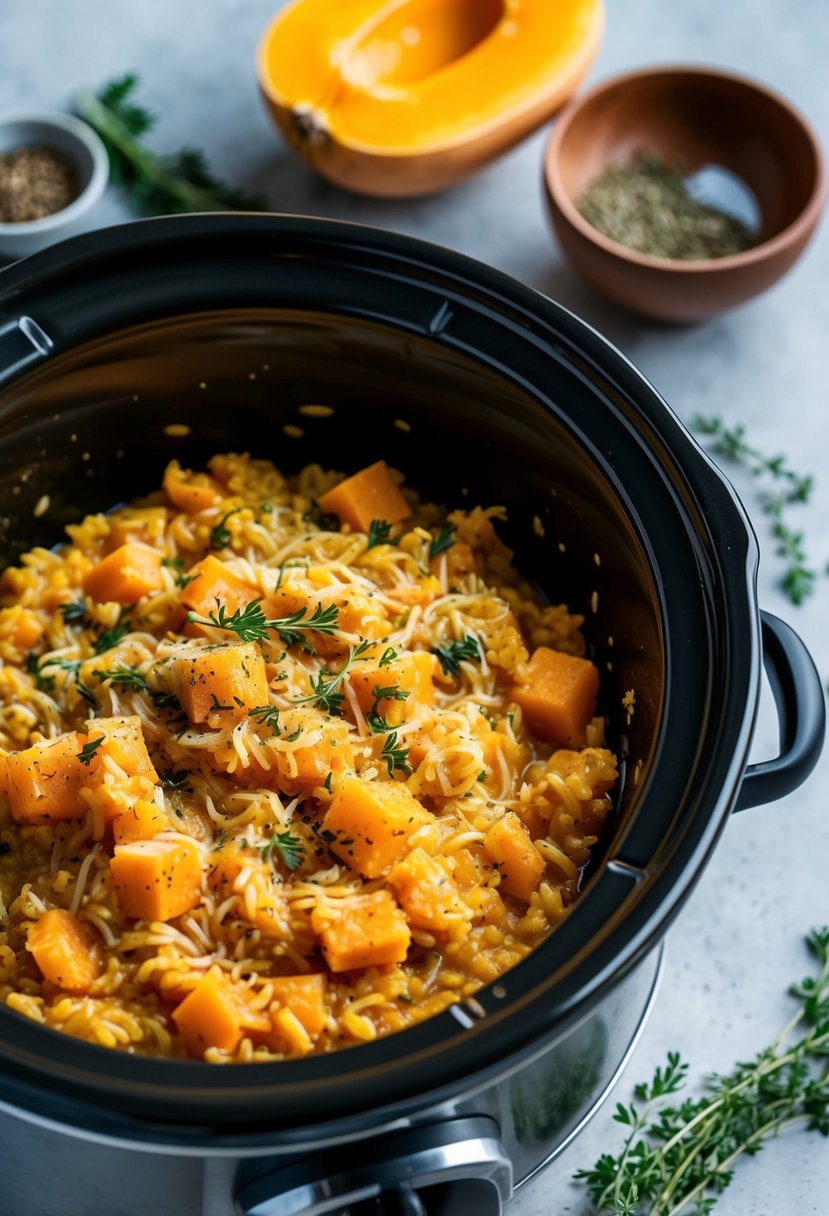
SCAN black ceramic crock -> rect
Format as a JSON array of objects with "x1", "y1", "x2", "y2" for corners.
[{"x1": 0, "y1": 215, "x2": 823, "y2": 1216}]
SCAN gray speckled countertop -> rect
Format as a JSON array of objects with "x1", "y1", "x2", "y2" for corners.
[{"x1": 1, "y1": 1, "x2": 828, "y2": 1212}]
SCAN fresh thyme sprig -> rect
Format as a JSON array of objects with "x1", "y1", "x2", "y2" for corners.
[
  {"x1": 576, "y1": 927, "x2": 829, "y2": 1215},
  {"x1": 259, "y1": 829, "x2": 304, "y2": 872},
  {"x1": 294, "y1": 641, "x2": 372, "y2": 715},
  {"x1": 74, "y1": 74, "x2": 266, "y2": 215},
  {"x1": 249, "y1": 705, "x2": 282, "y2": 736},
  {"x1": 432, "y1": 634, "x2": 481, "y2": 678},
  {"x1": 692, "y1": 415, "x2": 817, "y2": 605},
  {"x1": 93, "y1": 665, "x2": 149, "y2": 693},
  {"x1": 186, "y1": 598, "x2": 339, "y2": 650},
  {"x1": 380, "y1": 731, "x2": 411, "y2": 777},
  {"x1": 162, "y1": 556, "x2": 197, "y2": 590},
  {"x1": 33, "y1": 655, "x2": 96, "y2": 706}
]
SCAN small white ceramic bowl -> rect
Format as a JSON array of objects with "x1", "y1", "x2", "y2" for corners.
[{"x1": 0, "y1": 111, "x2": 109, "y2": 260}]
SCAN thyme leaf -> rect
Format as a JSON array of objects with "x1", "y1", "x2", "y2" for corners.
[
  {"x1": 432, "y1": 634, "x2": 481, "y2": 678},
  {"x1": 260, "y1": 829, "x2": 304, "y2": 872},
  {"x1": 380, "y1": 731, "x2": 411, "y2": 777},
  {"x1": 77, "y1": 736, "x2": 105, "y2": 765}
]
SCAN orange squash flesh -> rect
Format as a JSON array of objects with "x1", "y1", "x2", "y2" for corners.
[
  {"x1": 83, "y1": 542, "x2": 164, "y2": 604},
  {"x1": 110, "y1": 836, "x2": 203, "y2": 922},
  {"x1": 322, "y1": 774, "x2": 432, "y2": 878},
  {"x1": 27, "y1": 908, "x2": 103, "y2": 993},
  {"x1": 317, "y1": 460, "x2": 410, "y2": 533},
  {"x1": 258, "y1": 0, "x2": 604, "y2": 197},
  {"x1": 511, "y1": 645, "x2": 599, "y2": 747},
  {"x1": 2, "y1": 733, "x2": 89, "y2": 824},
  {"x1": 311, "y1": 889, "x2": 411, "y2": 972}
]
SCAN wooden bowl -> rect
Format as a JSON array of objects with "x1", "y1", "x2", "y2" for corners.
[{"x1": 543, "y1": 66, "x2": 825, "y2": 322}]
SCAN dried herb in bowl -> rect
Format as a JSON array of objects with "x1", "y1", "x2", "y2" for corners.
[
  {"x1": 577, "y1": 152, "x2": 757, "y2": 261},
  {"x1": 0, "y1": 146, "x2": 79, "y2": 223}
]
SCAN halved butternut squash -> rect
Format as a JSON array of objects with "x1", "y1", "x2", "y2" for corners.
[{"x1": 257, "y1": 0, "x2": 604, "y2": 197}]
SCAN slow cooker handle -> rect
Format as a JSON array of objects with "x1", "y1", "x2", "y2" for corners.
[
  {"x1": 735, "y1": 611, "x2": 825, "y2": 811},
  {"x1": 233, "y1": 1116, "x2": 513, "y2": 1216}
]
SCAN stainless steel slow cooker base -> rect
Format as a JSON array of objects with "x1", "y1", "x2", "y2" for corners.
[{"x1": 0, "y1": 950, "x2": 662, "y2": 1216}]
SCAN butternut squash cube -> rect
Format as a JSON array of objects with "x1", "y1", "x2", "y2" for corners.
[
  {"x1": 322, "y1": 775, "x2": 432, "y2": 877},
  {"x1": 163, "y1": 460, "x2": 225, "y2": 514},
  {"x1": 27, "y1": 908, "x2": 102, "y2": 993},
  {"x1": 511, "y1": 646, "x2": 599, "y2": 747},
  {"x1": 311, "y1": 890, "x2": 411, "y2": 972},
  {"x1": 172, "y1": 965, "x2": 269, "y2": 1056},
  {"x1": 387, "y1": 848, "x2": 470, "y2": 936},
  {"x1": 3, "y1": 733, "x2": 89, "y2": 824},
  {"x1": 87, "y1": 716, "x2": 157, "y2": 782},
  {"x1": 270, "y1": 974, "x2": 327, "y2": 1039},
  {"x1": 179, "y1": 554, "x2": 259, "y2": 619},
  {"x1": 317, "y1": 461, "x2": 410, "y2": 533},
  {"x1": 173, "y1": 642, "x2": 268, "y2": 728},
  {"x1": 83, "y1": 542, "x2": 164, "y2": 605},
  {"x1": 0, "y1": 605, "x2": 44, "y2": 651},
  {"x1": 110, "y1": 836, "x2": 203, "y2": 922},
  {"x1": 112, "y1": 797, "x2": 168, "y2": 845},
  {"x1": 347, "y1": 650, "x2": 435, "y2": 727},
  {"x1": 483, "y1": 811, "x2": 546, "y2": 904}
]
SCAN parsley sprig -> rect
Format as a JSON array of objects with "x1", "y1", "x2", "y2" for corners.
[
  {"x1": 186, "y1": 598, "x2": 339, "y2": 650},
  {"x1": 576, "y1": 927, "x2": 829, "y2": 1215},
  {"x1": 59, "y1": 601, "x2": 88, "y2": 624},
  {"x1": 693, "y1": 415, "x2": 817, "y2": 605},
  {"x1": 432, "y1": 634, "x2": 481, "y2": 677},
  {"x1": 74, "y1": 74, "x2": 266, "y2": 215},
  {"x1": 367, "y1": 519, "x2": 395, "y2": 549}
]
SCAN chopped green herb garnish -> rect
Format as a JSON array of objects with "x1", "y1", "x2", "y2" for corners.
[
  {"x1": 159, "y1": 768, "x2": 191, "y2": 790},
  {"x1": 93, "y1": 665, "x2": 149, "y2": 693},
  {"x1": 432, "y1": 634, "x2": 480, "y2": 677},
  {"x1": 293, "y1": 641, "x2": 371, "y2": 716},
  {"x1": 210, "y1": 508, "x2": 242, "y2": 550},
  {"x1": 249, "y1": 705, "x2": 281, "y2": 736},
  {"x1": 151, "y1": 689, "x2": 182, "y2": 712},
  {"x1": 372, "y1": 684, "x2": 410, "y2": 704},
  {"x1": 162, "y1": 556, "x2": 197, "y2": 590},
  {"x1": 428, "y1": 523, "x2": 456, "y2": 561},
  {"x1": 284, "y1": 726, "x2": 302, "y2": 743},
  {"x1": 77, "y1": 736, "x2": 105, "y2": 765},
  {"x1": 366, "y1": 710, "x2": 391, "y2": 734},
  {"x1": 260, "y1": 829, "x2": 304, "y2": 871},
  {"x1": 59, "y1": 600, "x2": 88, "y2": 624},
  {"x1": 323, "y1": 772, "x2": 333, "y2": 792},
  {"x1": 378, "y1": 647, "x2": 397, "y2": 668},
  {"x1": 477, "y1": 770, "x2": 487, "y2": 782},
  {"x1": 367, "y1": 519, "x2": 394, "y2": 549},
  {"x1": 381, "y1": 731, "x2": 411, "y2": 777},
  {"x1": 95, "y1": 607, "x2": 132, "y2": 654}
]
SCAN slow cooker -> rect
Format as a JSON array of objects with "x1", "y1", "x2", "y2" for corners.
[{"x1": 0, "y1": 215, "x2": 823, "y2": 1216}]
